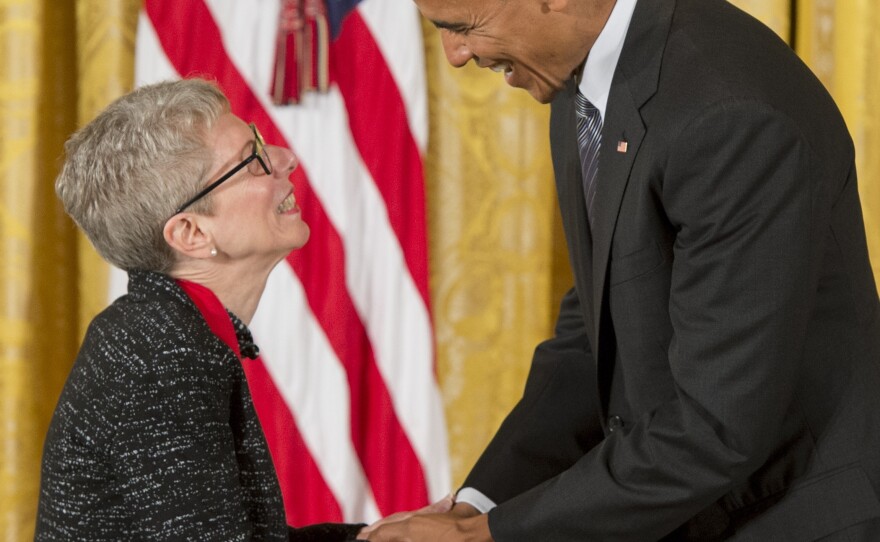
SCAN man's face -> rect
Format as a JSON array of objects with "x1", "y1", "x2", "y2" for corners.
[{"x1": 416, "y1": 0, "x2": 582, "y2": 103}]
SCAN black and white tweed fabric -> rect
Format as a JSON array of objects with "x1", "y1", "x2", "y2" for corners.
[{"x1": 35, "y1": 271, "x2": 362, "y2": 541}]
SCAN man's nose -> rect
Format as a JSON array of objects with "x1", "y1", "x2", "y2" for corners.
[{"x1": 440, "y1": 31, "x2": 473, "y2": 68}]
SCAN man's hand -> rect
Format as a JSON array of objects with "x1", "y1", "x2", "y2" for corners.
[
  {"x1": 358, "y1": 494, "x2": 455, "y2": 537},
  {"x1": 358, "y1": 502, "x2": 492, "y2": 541}
]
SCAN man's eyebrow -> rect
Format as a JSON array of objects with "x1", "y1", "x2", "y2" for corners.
[{"x1": 430, "y1": 19, "x2": 471, "y2": 33}]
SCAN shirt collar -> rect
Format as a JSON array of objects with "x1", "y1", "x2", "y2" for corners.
[{"x1": 577, "y1": 0, "x2": 638, "y2": 121}]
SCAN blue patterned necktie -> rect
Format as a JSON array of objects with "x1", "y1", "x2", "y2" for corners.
[{"x1": 575, "y1": 90, "x2": 602, "y2": 228}]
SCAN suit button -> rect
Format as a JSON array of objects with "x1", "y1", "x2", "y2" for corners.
[{"x1": 608, "y1": 416, "x2": 624, "y2": 432}]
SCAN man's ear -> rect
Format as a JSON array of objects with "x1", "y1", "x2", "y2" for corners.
[{"x1": 163, "y1": 214, "x2": 216, "y2": 260}]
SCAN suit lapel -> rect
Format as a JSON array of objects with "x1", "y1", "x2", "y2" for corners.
[
  {"x1": 589, "y1": 0, "x2": 673, "y2": 384},
  {"x1": 591, "y1": 86, "x2": 645, "y2": 350}
]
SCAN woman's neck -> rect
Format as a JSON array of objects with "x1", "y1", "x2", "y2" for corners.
[{"x1": 170, "y1": 259, "x2": 274, "y2": 325}]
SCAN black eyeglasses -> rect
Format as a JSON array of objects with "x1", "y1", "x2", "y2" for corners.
[{"x1": 173, "y1": 123, "x2": 273, "y2": 215}]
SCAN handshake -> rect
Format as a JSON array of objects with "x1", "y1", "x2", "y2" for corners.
[{"x1": 355, "y1": 496, "x2": 490, "y2": 541}]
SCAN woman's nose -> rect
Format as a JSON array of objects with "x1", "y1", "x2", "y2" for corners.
[{"x1": 269, "y1": 145, "x2": 298, "y2": 176}]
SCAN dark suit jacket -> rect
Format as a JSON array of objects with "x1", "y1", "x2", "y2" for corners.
[
  {"x1": 464, "y1": 0, "x2": 880, "y2": 540},
  {"x1": 36, "y1": 271, "x2": 362, "y2": 541}
]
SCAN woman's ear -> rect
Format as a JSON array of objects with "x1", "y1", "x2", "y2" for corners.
[{"x1": 163, "y1": 214, "x2": 216, "y2": 260}]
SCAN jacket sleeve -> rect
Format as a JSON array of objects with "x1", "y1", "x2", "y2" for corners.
[
  {"x1": 288, "y1": 523, "x2": 366, "y2": 541},
  {"x1": 463, "y1": 287, "x2": 605, "y2": 505}
]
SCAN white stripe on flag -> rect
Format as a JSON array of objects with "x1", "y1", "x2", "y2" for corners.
[
  {"x1": 252, "y1": 264, "x2": 381, "y2": 522},
  {"x1": 134, "y1": 12, "x2": 178, "y2": 87},
  {"x1": 357, "y1": 0, "x2": 428, "y2": 153},
  {"x1": 131, "y1": 0, "x2": 451, "y2": 518},
  {"x1": 203, "y1": 0, "x2": 450, "y2": 501},
  {"x1": 262, "y1": 89, "x2": 450, "y2": 500}
]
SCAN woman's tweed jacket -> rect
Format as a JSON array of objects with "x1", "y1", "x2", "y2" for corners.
[{"x1": 35, "y1": 271, "x2": 361, "y2": 541}]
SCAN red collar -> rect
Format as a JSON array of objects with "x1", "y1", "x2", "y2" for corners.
[{"x1": 175, "y1": 279, "x2": 241, "y2": 359}]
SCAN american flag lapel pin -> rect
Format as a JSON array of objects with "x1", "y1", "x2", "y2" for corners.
[{"x1": 617, "y1": 139, "x2": 628, "y2": 153}]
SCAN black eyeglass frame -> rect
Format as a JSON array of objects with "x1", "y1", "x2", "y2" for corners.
[{"x1": 172, "y1": 123, "x2": 273, "y2": 215}]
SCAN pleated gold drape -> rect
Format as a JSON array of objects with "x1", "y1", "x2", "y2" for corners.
[
  {"x1": 1, "y1": 2, "x2": 78, "y2": 538},
  {"x1": 795, "y1": 0, "x2": 880, "y2": 287},
  {"x1": 0, "y1": 1, "x2": 137, "y2": 539},
  {"x1": 421, "y1": 22, "x2": 565, "y2": 486},
  {"x1": 2, "y1": 1, "x2": 879, "y2": 538}
]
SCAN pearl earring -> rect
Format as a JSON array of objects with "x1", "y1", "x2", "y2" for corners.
[{"x1": 210, "y1": 247, "x2": 218, "y2": 257}]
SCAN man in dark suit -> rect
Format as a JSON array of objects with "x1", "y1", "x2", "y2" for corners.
[{"x1": 361, "y1": 0, "x2": 880, "y2": 540}]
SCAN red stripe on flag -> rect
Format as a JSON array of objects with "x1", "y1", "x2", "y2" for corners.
[
  {"x1": 144, "y1": 0, "x2": 430, "y2": 517},
  {"x1": 331, "y1": 12, "x2": 431, "y2": 312},
  {"x1": 287, "y1": 188, "x2": 429, "y2": 515},
  {"x1": 242, "y1": 358, "x2": 344, "y2": 525},
  {"x1": 175, "y1": 278, "x2": 342, "y2": 524}
]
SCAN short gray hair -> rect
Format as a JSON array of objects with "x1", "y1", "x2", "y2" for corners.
[{"x1": 56, "y1": 78, "x2": 230, "y2": 273}]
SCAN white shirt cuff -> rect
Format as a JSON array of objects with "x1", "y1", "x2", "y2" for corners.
[{"x1": 455, "y1": 487, "x2": 497, "y2": 513}]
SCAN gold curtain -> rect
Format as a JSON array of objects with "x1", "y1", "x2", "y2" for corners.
[
  {"x1": 796, "y1": 0, "x2": 880, "y2": 290},
  {"x1": 3, "y1": 1, "x2": 880, "y2": 537},
  {"x1": 422, "y1": 23, "x2": 565, "y2": 486},
  {"x1": 0, "y1": 0, "x2": 137, "y2": 539},
  {"x1": 1, "y1": 1, "x2": 77, "y2": 539}
]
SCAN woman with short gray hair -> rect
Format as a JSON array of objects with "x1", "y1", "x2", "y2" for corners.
[{"x1": 36, "y1": 78, "x2": 364, "y2": 541}]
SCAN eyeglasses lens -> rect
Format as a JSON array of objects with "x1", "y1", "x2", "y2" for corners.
[{"x1": 247, "y1": 125, "x2": 273, "y2": 176}]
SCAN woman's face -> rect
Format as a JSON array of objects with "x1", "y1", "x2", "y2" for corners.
[{"x1": 202, "y1": 113, "x2": 309, "y2": 265}]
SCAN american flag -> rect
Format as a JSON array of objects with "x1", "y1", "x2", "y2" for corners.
[{"x1": 116, "y1": 0, "x2": 450, "y2": 526}]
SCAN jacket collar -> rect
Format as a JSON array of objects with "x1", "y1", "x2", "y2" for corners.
[{"x1": 126, "y1": 270, "x2": 260, "y2": 359}]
